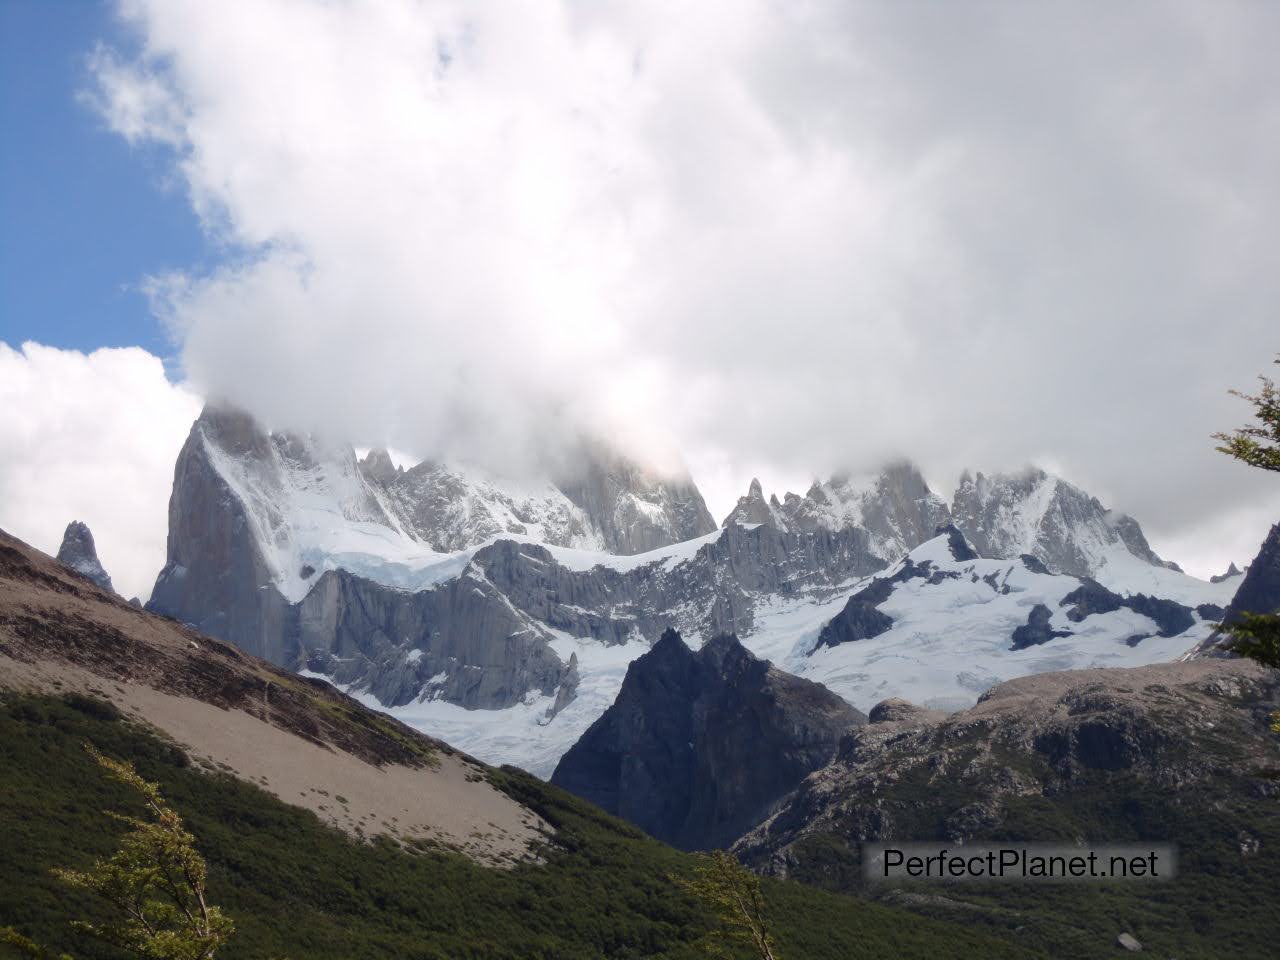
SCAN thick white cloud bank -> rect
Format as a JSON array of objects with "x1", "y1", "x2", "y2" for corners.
[
  {"x1": 0, "y1": 342, "x2": 201, "y2": 600},
  {"x1": 78, "y1": 0, "x2": 1280, "y2": 576}
]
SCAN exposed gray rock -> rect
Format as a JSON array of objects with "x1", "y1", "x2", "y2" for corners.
[
  {"x1": 149, "y1": 405, "x2": 887, "y2": 710},
  {"x1": 735, "y1": 461, "x2": 952, "y2": 564},
  {"x1": 721, "y1": 477, "x2": 786, "y2": 528},
  {"x1": 1059, "y1": 579, "x2": 1196, "y2": 638},
  {"x1": 465, "y1": 524, "x2": 886, "y2": 650},
  {"x1": 1009, "y1": 603, "x2": 1071, "y2": 650},
  {"x1": 55, "y1": 521, "x2": 113, "y2": 593},
  {"x1": 297, "y1": 565, "x2": 575, "y2": 711},
  {"x1": 1116, "y1": 932, "x2": 1143, "y2": 952},
  {"x1": 552, "y1": 438, "x2": 717, "y2": 554},
  {"x1": 1211, "y1": 562, "x2": 1243, "y2": 584},
  {"x1": 147, "y1": 407, "x2": 295, "y2": 665},
  {"x1": 867, "y1": 698, "x2": 945, "y2": 725},
  {"x1": 551, "y1": 630, "x2": 866, "y2": 850},
  {"x1": 951, "y1": 467, "x2": 1170, "y2": 578},
  {"x1": 357, "y1": 447, "x2": 401, "y2": 485},
  {"x1": 366, "y1": 457, "x2": 598, "y2": 552},
  {"x1": 735, "y1": 659, "x2": 1280, "y2": 862}
]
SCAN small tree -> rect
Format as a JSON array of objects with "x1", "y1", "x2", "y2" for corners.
[
  {"x1": 51, "y1": 744, "x2": 233, "y2": 960},
  {"x1": 673, "y1": 850, "x2": 779, "y2": 960},
  {"x1": 1215, "y1": 356, "x2": 1280, "y2": 732},
  {"x1": 1213, "y1": 356, "x2": 1280, "y2": 473}
]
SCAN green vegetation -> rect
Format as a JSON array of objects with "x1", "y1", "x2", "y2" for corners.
[
  {"x1": 1222, "y1": 611, "x2": 1280, "y2": 672},
  {"x1": 0, "y1": 694, "x2": 1038, "y2": 960},
  {"x1": 52, "y1": 744, "x2": 233, "y2": 959},
  {"x1": 671, "y1": 852, "x2": 776, "y2": 960},
  {"x1": 776, "y1": 756, "x2": 1280, "y2": 959},
  {"x1": 1214, "y1": 354, "x2": 1280, "y2": 473},
  {"x1": 1213, "y1": 354, "x2": 1280, "y2": 731}
]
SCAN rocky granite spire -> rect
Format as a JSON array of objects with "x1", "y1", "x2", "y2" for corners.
[{"x1": 55, "y1": 521, "x2": 113, "y2": 593}]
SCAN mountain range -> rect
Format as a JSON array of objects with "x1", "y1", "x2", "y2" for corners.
[{"x1": 137, "y1": 404, "x2": 1239, "y2": 776}]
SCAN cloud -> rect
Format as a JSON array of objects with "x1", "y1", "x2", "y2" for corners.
[
  {"x1": 87, "y1": 0, "x2": 1280, "y2": 574},
  {"x1": 0, "y1": 342, "x2": 201, "y2": 599}
]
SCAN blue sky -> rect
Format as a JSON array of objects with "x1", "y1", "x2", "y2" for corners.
[{"x1": 0, "y1": 0, "x2": 211, "y2": 358}]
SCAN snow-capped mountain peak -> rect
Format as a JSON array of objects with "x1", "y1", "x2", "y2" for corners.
[
  {"x1": 950, "y1": 466, "x2": 1173, "y2": 579},
  {"x1": 721, "y1": 460, "x2": 951, "y2": 562}
]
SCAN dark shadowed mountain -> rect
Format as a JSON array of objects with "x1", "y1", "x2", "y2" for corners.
[{"x1": 551, "y1": 629, "x2": 865, "y2": 850}]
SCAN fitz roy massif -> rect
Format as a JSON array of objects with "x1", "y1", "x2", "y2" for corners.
[{"x1": 140, "y1": 405, "x2": 1242, "y2": 777}]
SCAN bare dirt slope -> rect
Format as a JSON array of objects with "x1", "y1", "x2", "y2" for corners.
[{"x1": 0, "y1": 528, "x2": 547, "y2": 865}]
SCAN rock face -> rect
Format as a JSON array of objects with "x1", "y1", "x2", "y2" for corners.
[
  {"x1": 722, "y1": 461, "x2": 952, "y2": 564},
  {"x1": 151, "y1": 432, "x2": 888, "y2": 708},
  {"x1": 358, "y1": 438, "x2": 717, "y2": 557},
  {"x1": 736, "y1": 659, "x2": 1280, "y2": 870},
  {"x1": 148, "y1": 407, "x2": 295, "y2": 665},
  {"x1": 551, "y1": 630, "x2": 866, "y2": 850},
  {"x1": 1224, "y1": 524, "x2": 1280, "y2": 623},
  {"x1": 552, "y1": 439, "x2": 718, "y2": 555},
  {"x1": 1211, "y1": 562, "x2": 1243, "y2": 584},
  {"x1": 146, "y1": 405, "x2": 722, "y2": 707},
  {"x1": 297, "y1": 565, "x2": 575, "y2": 710},
  {"x1": 724, "y1": 463, "x2": 1173, "y2": 581},
  {"x1": 145, "y1": 405, "x2": 1227, "y2": 769},
  {"x1": 54, "y1": 521, "x2": 113, "y2": 593},
  {"x1": 950, "y1": 467, "x2": 1170, "y2": 578}
]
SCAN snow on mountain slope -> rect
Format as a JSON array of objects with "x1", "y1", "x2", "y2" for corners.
[
  {"x1": 314, "y1": 527, "x2": 1232, "y2": 776},
  {"x1": 361, "y1": 452, "x2": 609, "y2": 555},
  {"x1": 950, "y1": 466, "x2": 1173, "y2": 579},
  {"x1": 781, "y1": 531, "x2": 1234, "y2": 713},
  {"x1": 305, "y1": 630, "x2": 651, "y2": 779},
  {"x1": 198, "y1": 422, "x2": 444, "y2": 603},
  {"x1": 165, "y1": 404, "x2": 718, "y2": 606},
  {"x1": 153, "y1": 406, "x2": 1234, "y2": 776}
]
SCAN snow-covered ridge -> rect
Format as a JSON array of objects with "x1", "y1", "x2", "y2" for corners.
[
  {"x1": 315, "y1": 528, "x2": 1233, "y2": 777},
  {"x1": 188, "y1": 404, "x2": 718, "y2": 603},
  {"x1": 724, "y1": 462, "x2": 1176, "y2": 582},
  {"x1": 161, "y1": 406, "x2": 1241, "y2": 778}
]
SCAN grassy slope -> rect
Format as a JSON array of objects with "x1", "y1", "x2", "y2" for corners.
[
  {"x1": 779, "y1": 724, "x2": 1280, "y2": 960},
  {"x1": 0, "y1": 694, "x2": 1039, "y2": 960}
]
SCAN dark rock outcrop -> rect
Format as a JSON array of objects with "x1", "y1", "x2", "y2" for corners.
[
  {"x1": 1058, "y1": 578, "x2": 1196, "y2": 639},
  {"x1": 1009, "y1": 603, "x2": 1071, "y2": 649},
  {"x1": 735, "y1": 659, "x2": 1280, "y2": 875},
  {"x1": 551, "y1": 630, "x2": 865, "y2": 850},
  {"x1": 936, "y1": 522, "x2": 980, "y2": 562},
  {"x1": 813, "y1": 577, "x2": 897, "y2": 649},
  {"x1": 1224, "y1": 524, "x2": 1280, "y2": 624},
  {"x1": 55, "y1": 521, "x2": 113, "y2": 593}
]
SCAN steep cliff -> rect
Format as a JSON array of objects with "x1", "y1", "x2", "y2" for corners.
[{"x1": 551, "y1": 630, "x2": 865, "y2": 850}]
